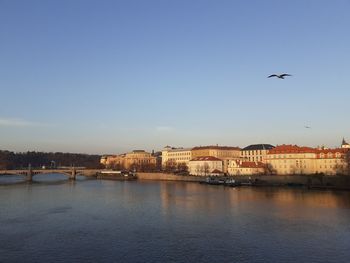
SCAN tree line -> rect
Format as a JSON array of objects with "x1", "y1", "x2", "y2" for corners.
[{"x1": 0, "y1": 150, "x2": 103, "y2": 170}]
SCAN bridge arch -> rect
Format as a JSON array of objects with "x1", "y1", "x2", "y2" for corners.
[{"x1": 1, "y1": 169, "x2": 99, "y2": 182}]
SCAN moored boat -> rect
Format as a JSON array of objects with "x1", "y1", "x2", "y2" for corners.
[
  {"x1": 97, "y1": 170, "x2": 137, "y2": 180},
  {"x1": 201, "y1": 177, "x2": 242, "y2": 187}
]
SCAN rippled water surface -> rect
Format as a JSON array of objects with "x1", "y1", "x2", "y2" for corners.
[{"x1": 1, "y1": 176, "x2": 350, "y2": 263}]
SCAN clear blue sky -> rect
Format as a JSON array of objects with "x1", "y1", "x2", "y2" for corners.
[{"x1": 1, "y1": 0, "x2": 349, "y2": 154}]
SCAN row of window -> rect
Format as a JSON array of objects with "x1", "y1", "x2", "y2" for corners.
[
  {"x1": 319, "y1": 165, "x2": 344, "y2": 169},
  {"x1": 279, "y1": 165, "x2": 307, "y2": 169},
  {"x1": 169, "y1": 152, "x2": 191, "y2": 156},
  {"x1": 319, "y1": 153, "x2": 342, "y2": 158},
  {"x1": 269, "y1": 153, "x2": 342, "y2": 158},
  {"x1": 242, "y1": 150, "x2": 264, "y2": 155},
  {"x1": 246, "y1": 157, "x2": 263, "y2": 161},
  {"x1": 168, "y1": 157, "x2": 190, "y2": 161},
  {"x1": 271, "y1": 159, "x2": 344, "y2": 164},
  {"x1": 131, "y1": 159, "x2": 153, "y2": 164}
]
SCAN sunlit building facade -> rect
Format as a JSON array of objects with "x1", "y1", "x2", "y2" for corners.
[
  {"x1": 188, "y1": 156, "x2": 223, "y2": 176},
  {"x1": 124, "y1": 150, "x2": 157, "y2": 169},
  {"x1": 191, "y1": 146, "x2": 241, "y2": 159},
  {"x1": 227, "y1": 160, "x2": 266, "y2": 176},
  {"x1": 266, "y1": 145, "x2": 348, "y2": 175},
  {"x1": 101, "y1": 150, "x2": 156, "y2": 170},
  {"x1": 315, "y1": 148, "x2": 348, "y2": 175},
  {"x1": 240, "y1": 144, "x2": 275, "y2": 163},
  {"x1": 191, "y1": 146, "x2": 241, "y2": 174},
  {"x1": 161, "y1": 146, "x2": 193, "y2": 167}
]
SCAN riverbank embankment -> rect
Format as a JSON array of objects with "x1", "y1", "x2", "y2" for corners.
[
  {"x1": 137, "y1": 173, "x2": 203, "y2": 182},
  {"x1": 138, "y1": 173, "x2": 350, "y2": 190}
]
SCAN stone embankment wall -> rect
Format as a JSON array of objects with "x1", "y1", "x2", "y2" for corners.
[
  {"x1": 251, "y1": 175, "x2": 350, "y2": 189},
  {"x1": 137, "y1": 173, "x2": 350, "y2": 190},
  {"x1": 137, "y1": 173, "x2": 203, "y2": 182}
]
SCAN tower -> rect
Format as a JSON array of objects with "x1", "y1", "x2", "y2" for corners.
[{"x1": 341, "y1": 138, "x2": 350, "y2": 149}]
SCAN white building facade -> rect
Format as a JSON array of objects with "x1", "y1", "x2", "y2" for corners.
[
  {"x1": 241, "y1": 144, "x2": 275, "y2": 163},
  {"x1": 188, "y1": 156, "x2": 223, "y2": 176},
  {"x1": 161, "y1": 146, "x2": 193, "y2": 167},
  {"x1": 227, "y1": 160, "x2": 265, "y2": 176}
]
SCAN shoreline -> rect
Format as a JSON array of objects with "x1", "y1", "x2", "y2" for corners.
[
  {"x1": 2, "y1": 172, "x2": 350, "y2": 191},
  {"x1": 137, "y1": 172, "x2": 350, "y2": 191}
]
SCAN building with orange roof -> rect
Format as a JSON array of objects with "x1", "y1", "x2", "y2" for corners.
[
  {"x1": 241, "y1": 144, "x2": 275, "y2": 163},
  {"x1": 315, "y1": 148, "x2": 348, "y2": 175},
  {"x1": 266, "y1": 144, "x2": 348, "y2": 175},
  {"x1": 266, "y1": 145, "x2": 318, "y2": 175},
  {"x1": 227, "y1": 160, "x2": 266, "y2": 176},
  {"x1": 191, "y1": 145, "x2": 242, "y2": 173},
  {"x1": 188, "y1": 156, "x2": 223, "y2": 176}
]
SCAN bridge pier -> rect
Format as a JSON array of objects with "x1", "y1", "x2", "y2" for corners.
[
  {"x1": 69, "y1": 168, "x2": 76, "y2": 180},
  {"x1": 27, "y1": 168, "x2": 33, "y2": 182}
]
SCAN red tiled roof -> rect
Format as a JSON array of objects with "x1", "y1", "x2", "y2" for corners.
[
  {"x1": 190, "y1": 156, "x2": 222, "y2": 161},
  {"x1": 192, "y1": 146, "x2": 241, "y2": 151},
  {"x1": 268, "y1": 145, "x2": 349, "y2": 157},
  {"x1": 268, "y1": 145, "x2": 316, "y2": 154},
  {"x1": 316, "y1": 148, "x2": 347, "y2": 154},
  {"x1": 240, "y1": 161, "x2": 265, "y2": 168},
  {"x1": 316, "y1": 148, "x2": 348, "y2": 158}
]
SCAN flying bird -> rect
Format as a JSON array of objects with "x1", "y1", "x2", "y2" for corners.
[
  {"x1": 268, "y1": 73, "x2": 292, "y2": 79},
  {"x1": 304, "y1": 126, "x2": 311, "y2": 129}
]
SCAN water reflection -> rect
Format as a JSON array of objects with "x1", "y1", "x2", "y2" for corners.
[
  {"x1": 158, "y1": 182, "x2": 350, "y2": 211},
  {"x1": 0, "y1": 173, "x2": 89, "y2": 185},
  {"x1": 1, "y1": 180, "x2": 350, "y2": 263},
  {"x1": 0, "y1": 174, "x2": 26, "y2": 184}
]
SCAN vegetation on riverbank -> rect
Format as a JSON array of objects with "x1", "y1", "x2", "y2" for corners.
[{"x1": 0, "y1": 150, "x2": 103, "y2": 169}]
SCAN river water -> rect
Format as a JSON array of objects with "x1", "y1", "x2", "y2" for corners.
[{"x1": 1, "y1": 175, "x2": 350, "y2": 263}]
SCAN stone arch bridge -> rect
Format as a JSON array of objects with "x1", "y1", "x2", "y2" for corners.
[{"x1": 0, "y1": 168, "x2": 102, "y2": 182}]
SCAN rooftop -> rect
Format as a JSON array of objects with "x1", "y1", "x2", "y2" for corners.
[
  {"x1": 268, "y1": 145, "x2": 348, "y2": 155},
  {"x1": 190, "y1": 156, "x2": 222, "y2": 161},
  {"x1": 268, "y1": 145, "x2": 315, "y2": 154},
  {"x1": 242, "y1": 144, "x2": 275, "y2": 151},
  {"x1": 168, "y1": 148, "x2": 193, "y2": 152},
  {"x1": 192, "y1": 145, "x2": 241, "y2": 151},
  {"x1": 240, "y1": 161, "x2": 265, "y2": 168}
]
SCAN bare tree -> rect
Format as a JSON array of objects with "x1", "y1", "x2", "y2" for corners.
[
  {"x1": 198, "y1": 165, "x2": 205, "y2": 176},
  {"x1": 334, "y1": 163, "x2": 345, "y2": 175},
  {"x1": 195, "y1": 164, "x2": 201, "y2": 176},
  {"x1": 345, "y1": 150, "x2": 350, "y2": 176},
  {"x1": 263, "y1": 163, "x2": 276, "y2": 175},
  {"x1": 106, "y1": 160, "x2": 117, "y2": 170},
  {"x1": 114, "y1": 162, "x2": 125, "y2": 171},
  {"x1": 203, "y1": 163, "x2": 210, "y2": 176},
  {"x1": 164, "y1": 160, "x2": 176, "y2": 173},
  {"x1": 176, "y1": 162, "x2": 188, "y2": 174}
]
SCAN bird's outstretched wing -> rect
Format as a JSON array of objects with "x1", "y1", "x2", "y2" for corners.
[
  {"x1": 268, "y1": 74, "x2": 278, "y2": 78},
  {"x1": 281, "y1": 74, "x2": 292, "y2": 77},
  {"x1": 304, "y1": 126, "x2": 311, "y2": 129}
]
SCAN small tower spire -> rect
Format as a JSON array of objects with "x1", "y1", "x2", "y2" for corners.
[
  {"x1": 342, "y1": 137, "x2": 346, "y2": 145},
  {"x1": 341, "y1": 138, "x2": 350, "y2": 149}
]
